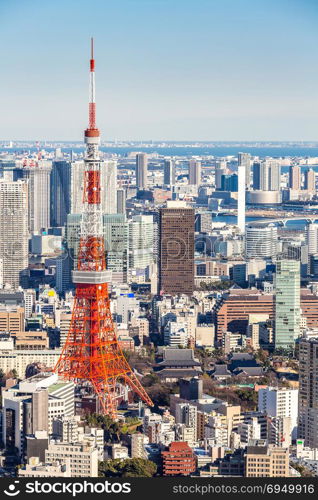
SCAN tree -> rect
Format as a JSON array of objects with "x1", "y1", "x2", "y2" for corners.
[
  {"x1": 141, "y1": 373, "x2": 161, "y2": 387},
  {"x1": 84, "y1": 413, "x2": 122, "y2": 442},
  {"x1": 99, "y1": 458, "x2": 157, "y2": 478},
  {"x1": 8, "y1": 369, "x2": 18, "y2": 380},
  {"x1": 199, "y1": 281, "x2": 233, "y2": 291},
  {"x1": 122, "y1": 458, "x2": 157, "y2": 477},
  {"x1": 236, "y1": 388, "x2": 258, "y2": 406},
  {"x1": 255, "y1": 349, "x2": 269, "y2": 364},
  {"x1": 145, "y1": 383, "x2": 173, "y2": 406},
  {"x1": 290, "y1": 462, "x2": 315, "y2": 477}
]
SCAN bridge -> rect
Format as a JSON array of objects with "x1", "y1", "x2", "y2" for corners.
[
  {"x1": 247, "y1": 216, "x2": 318, "y2": 226},
  {"x1": 219, "y1": 209, "x2": 318, "y2": 226},
  {"x1": 245, "y1": 210, "x2": 318, "y2": 226}
]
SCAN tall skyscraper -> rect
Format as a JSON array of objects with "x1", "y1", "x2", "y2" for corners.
[
  {"x1": 163, "y1": 159, "x2": 176, "y2": 186},
  {"x1": 237, "y1": 164, "x2": 246, "y2": 234},
  {"x1": 267, "y1": 159, "x2": 281, "y2": 191},
  {"x1": 56, "y1": 255, "x2": 73, "y2": 293},
  {"x1": 306, "y1": 222, "x2": 318, "y2": 255},
  {"x1": 274, "y1": 259, "x2": 300, "y2": 349},
  {"x1": 245, "y1": 225, "x2": 278, "y2": 258},
  {"x1": 50, "y1": 160, "x2": 72, "y2": 227},
  {"x1": 215, "y1": 160, "x2": 227, "y2": 190},
  {"x1": 22, "y1": 161, "x2": 52, "y2": 233},
  {"x1": 253, "y1": 160, "x2": 281, "y2": 191},
  {"x1": 289, "y1": 165, "x2": 301, "y2": 190},
  {"x1": 298, "y1": 337, "x2": 318, "y2": 448},
  {"x1": 221, "y1": 174, "x2": 238, "y2": 191},
  {"x1": 116, "y1": 188, "x2": 126, "y2": 214},
  {"x1": 252, "y1": 162, "x2": 261, "y2": 190},
  {"x1": 238, "y1": 152, "x2": 251, "y2": 189},
  {"x1": 158, "y1": 201, "x2": 194, "y2": 296},
  {"x1": 0, "y1": 180, "x2": 29, "y2": 289},
  {"x1": 188, "y1": 160, "x2": 201, "y2": 186},
  {"x1": 304, "y1": 168, "x2": 315, "y2": 192},
  {"x1": 128, "y1": 215, "x2": 155, "y2": 270},
  {"x1": 104, "y1": 214, "x2": 129, "y2": 283},
  {"x1": 136, "y1": 153, "x2": 148, "y2": 190}
]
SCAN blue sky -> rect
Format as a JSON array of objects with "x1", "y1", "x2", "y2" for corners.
[{"x1": 0, "y1": 0, "x2": 318, "y2": 141}]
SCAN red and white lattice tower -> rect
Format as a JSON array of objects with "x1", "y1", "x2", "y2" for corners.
[{"x1": 55, "y1": 39, "x2": 153, "y2": 418}]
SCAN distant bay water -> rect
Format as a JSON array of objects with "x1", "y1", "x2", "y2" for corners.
[
  {"x1": 106, "y1": 146, "x2": 318, "y2": 158},
  {"x1": 99, "y1": 146, "x2": 318, "y2": 158},
  {"x1": 3, "y1": 146, "x2": 318, "y2": 158}
]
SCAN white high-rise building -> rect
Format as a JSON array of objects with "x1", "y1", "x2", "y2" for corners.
[
  {"x1": 0, "y1": 180, "x2": 29, "y2": 289},
  {"x1": 128, "y1": 215, "x2": 155, "y2": 269},
  {"x1": 237, "y1": 418, "x2": 261, "y2": 445},
  {"x1": 245, "y1": 224, "x2": 277, "y2": 259},
  {"x1": 306, "y1": 222, "x2": 318, "y2": 255},
  {"x1": 253, "y1": 160, "x2": 281, "y2": 191},
  {"x1": 71, "y1": 159, "x2": 117, "y2": 215},
  {"x1": 2, "y1": 373, "x2": 74, "y2": 453},
  {"x1": 58, "y1": 311, "x2": 72, "y2": 348},
  {"x1": 215, "y1": 160, "x2": 227, "y2": 189},
  {"x1": 267, "y1": 416, "x2": 292, "y2": 448},
  {"x1": 258, "y1": 387, "x2": 298, "y2": 439},
  {"x1": 298, "y1": 338, "x2": 318, "y2": 448},
  {"x1": 104, "y1": 214, "x2": 128, "y2": 283},
  {"x1": 237, "y1": 164, "x2": 246, "y2": 234},
  {"x1": 0, "y1": 258, "x2": 3, "y2": 289},
  {"x1": 45, "y1": 442, "x2": 98, "y2": 477},
  {"x1": 164, "y1": 320, "x2": 188, "y2": 347},
  {"x1": 24, "y1": 289, "x2": 36, "y2": 318},
  {"x1": 175, "y1": 402, "x2": 197, "y2": 440},
  {"x1": 131, "y1": 433, "x2": 147, "y2": 458}
]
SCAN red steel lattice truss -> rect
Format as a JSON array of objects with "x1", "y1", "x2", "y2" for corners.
[{"x1": 55, "y1": 39, "x2": 153, "y2": 418}]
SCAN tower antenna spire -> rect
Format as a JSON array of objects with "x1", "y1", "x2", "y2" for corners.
[{"x1": 87, "y1": 36, "x2": 97, "y2": 132}]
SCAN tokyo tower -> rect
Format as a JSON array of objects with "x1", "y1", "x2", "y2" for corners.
[{"x1": 55, "y1": 39, "x2": 153, "y2": 418}]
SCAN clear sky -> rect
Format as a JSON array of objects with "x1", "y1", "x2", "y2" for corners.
[{"x1": 0, "y1": 0, "x2": 318, "y2": 141}]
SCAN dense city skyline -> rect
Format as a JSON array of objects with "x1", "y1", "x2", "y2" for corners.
[
  {"x1": 2, "y1": 0, "x2": 318, "y2": 485},
  {"x1": 1, "y1": 0, "x2": 318, "y2": 141}
]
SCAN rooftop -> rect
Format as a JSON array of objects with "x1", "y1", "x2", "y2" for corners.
[
  {"x1": 48, "y1": 382, "x2": 70, "y2": 394},
  {"x1": 158, "y1": 348, "x2": 201, "y2": 367},
  {"x1": 158, "y1": 368, "x2": 202, "y2": 379}
]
